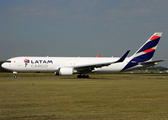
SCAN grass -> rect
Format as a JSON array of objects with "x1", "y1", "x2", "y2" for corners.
[{"x1": 0, "y1": 73, "x2": 168, "y2": 119}]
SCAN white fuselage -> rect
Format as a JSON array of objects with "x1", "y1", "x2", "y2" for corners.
[{"x1": 2, "y1": 56, "x2": 135, "y2": 74}]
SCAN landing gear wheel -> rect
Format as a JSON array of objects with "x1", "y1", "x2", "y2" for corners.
[
  {"x1": 86, "y1": 75, "x2": 89, "y2": 78},
  {"x1": 77, "y1": 74, "x2": 89, "y2": 78},
  {"x1": 77, "y1": 75, "x2": 80, "y2": 78},
  {"x1": 14, "y1": 75, "x2": 17, "y2": 79},
  {"x1": 13, "y1": 71, "x2": 17, "y2": 79}
]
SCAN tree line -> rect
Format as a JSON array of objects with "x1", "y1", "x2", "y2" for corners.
[{"x1": 141, "y1": 66, "x2": 168, "y2": 71}]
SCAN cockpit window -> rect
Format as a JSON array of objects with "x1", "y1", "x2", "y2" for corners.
[{"x1": 5, "y1": 61, "x2": 11, "y2": 63}]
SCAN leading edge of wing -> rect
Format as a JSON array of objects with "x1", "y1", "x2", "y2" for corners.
[{"x1": 74, "y1": 50, "x2": 130, "y2": 71}]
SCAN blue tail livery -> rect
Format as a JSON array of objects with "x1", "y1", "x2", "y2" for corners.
[{"x1": 122, "y1": 32, "x2": 165, "y2": 71}]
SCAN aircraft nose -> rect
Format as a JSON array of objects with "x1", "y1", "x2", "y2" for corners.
[
  {"x1": 1, "y1": 63, "x2": 5, "y2": 68},
  {"x1": 1, "y1": 62, "x2": 8, "y2": 69}
]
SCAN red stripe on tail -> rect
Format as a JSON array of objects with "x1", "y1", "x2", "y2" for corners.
[
  {"x1": 150, "y1": 35, "x2": 160, "y2": 41},
  {"x1": 143, "y1": 48, "x2": 155, "y2": 53}
]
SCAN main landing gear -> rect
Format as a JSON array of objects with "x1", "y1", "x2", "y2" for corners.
[
  {"x1": 77, "y1": 74, "x2": 89, "y2": 78},
  {"x1": 13, "y1": 71, "x2": 17, "y2": 79}
]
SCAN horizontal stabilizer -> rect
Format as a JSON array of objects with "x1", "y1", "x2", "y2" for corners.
[{"x1": 140, "y1": 59, "x2": 166, "y2": 65}]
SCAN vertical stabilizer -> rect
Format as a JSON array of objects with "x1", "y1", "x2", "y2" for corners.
[
  {"x1": 131, "y1": 32, "x2": 162, "y2": 61},
  {"x1": 122, "y1": 32, "x2": 162, "y2": 71}
]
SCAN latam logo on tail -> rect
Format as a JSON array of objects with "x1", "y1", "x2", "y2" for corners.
[
  {"x1": 24, "y1": 59, "x2": 53, "y2": 67},
  {"x1": 122, "y1": 33, "x2": 162, "y2": 71}
]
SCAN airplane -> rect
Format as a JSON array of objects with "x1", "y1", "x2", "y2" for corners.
[{"x1": 1, "y1": 32, "x2": 165, "y2": 79}]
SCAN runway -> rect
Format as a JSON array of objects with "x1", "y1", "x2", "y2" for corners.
[{"x1": 0, "y1": 77, "x2": 167, "y2": 80}]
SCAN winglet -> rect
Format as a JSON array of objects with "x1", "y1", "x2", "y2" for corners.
[
  {"x1": 97, "y1": 55, "x2": 101, "y2": 57},
  {"x1": 114, "y1": 50, "x2": 130, "y2": 63}
]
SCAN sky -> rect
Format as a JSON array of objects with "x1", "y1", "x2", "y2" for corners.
[{"x1": 0, "y1": 0, "x2": 168, "y2": 67}]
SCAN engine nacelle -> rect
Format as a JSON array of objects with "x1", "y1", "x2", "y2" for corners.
[{"x1": 55, "y1": 67, "x2": 74, "y2": 76}]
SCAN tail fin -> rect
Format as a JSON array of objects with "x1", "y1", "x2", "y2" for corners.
[
  {"x1": 131, "y1": 32, "x2": 162, "y2": 61},
  {"x1": 122, "y1": 32, "x2": 162, "y2": 71}
]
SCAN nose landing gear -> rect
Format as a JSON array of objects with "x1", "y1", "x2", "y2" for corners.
[{"x1": 13, "y1": 71, "x2": 17, "y2": 79}]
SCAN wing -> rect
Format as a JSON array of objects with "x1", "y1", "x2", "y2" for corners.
[{"x1": 74, "y1": 50, "x2": 130, "y2": 73}]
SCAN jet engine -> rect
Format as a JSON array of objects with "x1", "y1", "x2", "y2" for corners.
[{"x1": 55, "y1": 67, "x2": 74, "y2": 76}]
